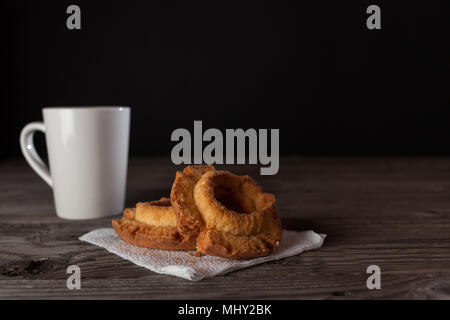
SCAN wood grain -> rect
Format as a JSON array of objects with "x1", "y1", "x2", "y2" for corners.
[{"x1": 1, "y1": 157, "x2": 450, "y2": 299}]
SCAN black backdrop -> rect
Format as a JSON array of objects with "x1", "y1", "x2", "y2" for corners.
[{"x1": 1, "y1": 0, "x2": 449, "y2": 159}]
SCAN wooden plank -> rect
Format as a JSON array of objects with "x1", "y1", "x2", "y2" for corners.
[{"x1": 1, "y1": 157, "x2": 450, "y2": 299}]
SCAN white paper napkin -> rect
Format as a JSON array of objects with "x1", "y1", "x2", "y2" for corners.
[{"x1": 79, "y1": 228, "x2": 326, "y2": 281}]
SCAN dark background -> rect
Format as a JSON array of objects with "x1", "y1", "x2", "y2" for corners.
[{"x1": 1, "y1": 0, "x2": 449, "y2": 159}]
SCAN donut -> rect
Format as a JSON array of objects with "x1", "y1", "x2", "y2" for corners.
[
  {"x1": 135, "y1": 199, "x2": 177, "y2": 227},
  {"x1": 112, "y1": 197, "x2": 196, "y2": 251},
  {"x1": 170, "y1": 165, "x2": 216, "y2": 238},
  {"x1": 193, "y1": 170, "x2": 282, "y2": 259}
]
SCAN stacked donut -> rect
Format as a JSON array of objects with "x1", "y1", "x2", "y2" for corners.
[{"x1": 112, "y1": 165, "x2": 283, "y2": 259}]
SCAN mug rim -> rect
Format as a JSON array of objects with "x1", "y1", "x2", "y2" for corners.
[{"x1": 43, "y1": 106, "x2": 130, "y2": 111}]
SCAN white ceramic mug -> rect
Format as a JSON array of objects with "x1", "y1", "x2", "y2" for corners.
[{"x1": 20, "y1": 107, "x2": 130, "y2": 220}]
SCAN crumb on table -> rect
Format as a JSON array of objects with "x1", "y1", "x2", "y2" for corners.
[{"x1": 189, "y1": 251, "x2": 203, "y2": 258}]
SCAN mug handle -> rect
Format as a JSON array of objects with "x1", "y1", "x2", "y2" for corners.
[{"x1": 19, "y1": 122, "x2": 53, "y2": 187}]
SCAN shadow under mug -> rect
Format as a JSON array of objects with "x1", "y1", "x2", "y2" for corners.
[{"x1": 19, "y1": 107, "x2": 130, "y2": 220}]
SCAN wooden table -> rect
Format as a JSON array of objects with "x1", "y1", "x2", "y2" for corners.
[{"x1": 1, "y1": 157, "x2": 450, "y2": 299}]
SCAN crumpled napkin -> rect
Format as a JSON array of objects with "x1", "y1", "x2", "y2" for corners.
[{"x1": 79, "y1": 228, "x2": 325, "y2": 281}]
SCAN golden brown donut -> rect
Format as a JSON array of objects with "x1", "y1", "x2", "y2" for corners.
[
  {"x1": 135, "y1": 200, "x2": 177, "y2": 227},
  {"x1": 170, "y1": 165, "x2": 216, "y2": 238},
  {"x1": 112, "y1": 198, "x2": 196, "y2": 251},
  {"x1": 193, "y1": 170, "x2": 282, "y2": 259}
]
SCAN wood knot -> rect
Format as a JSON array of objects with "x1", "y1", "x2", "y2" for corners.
[
  {"x1": 412, "y1": 280, "x2": 450, "y2": 299},
  {"x1": 331, "y1": 290, "x2": 352, "y2": 297},
  {"x1": 0, "y1": 258, "x2": 50, "y2": 277}
]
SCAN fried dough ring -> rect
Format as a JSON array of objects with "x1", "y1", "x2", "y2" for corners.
[
  {"x1": 193, "y1": 170, "x2": 283, "y2": 259},
  {"x1": 112, "y1": 198, "x2": 196, "y2": 251},
  {"x1": 170, "y1": 165, "x2": 216, "y2": 238}
]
